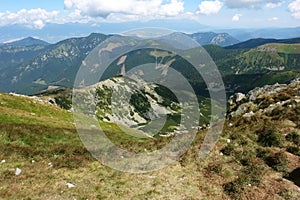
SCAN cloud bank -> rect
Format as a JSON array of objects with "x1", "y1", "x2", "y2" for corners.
[
  {"x1": 0, "y1": 0, "x2": 298, "y2": 29},
  {"x1": 0, "y1": 9, "x2": 59, "y2": 29},
  {"x1": 64, "y1": 0, "x2": 184, "y2": 18}
]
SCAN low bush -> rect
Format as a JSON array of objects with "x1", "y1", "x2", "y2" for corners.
[
  {"x1": 286, "y1": 146, "x2": 300, "y2": 156},
  {"x1": 256, "y1": 146, "x2": 271, "y2": 159},
  {"x1": 286, "y1": 131, "x2": 300, "y2": 146},
  {"x1": 257, "y1": 127, "x2": 284, "y2": 147},
  {"x1": 221, "y1": 143, "x2": 235, "y2": 156},
  {"x1": 205, "y1": 162, "x2": 223, "y2": 174},
  {"x1": 264, "y1": 151, "x2": 288, "y2": 172},
  {"x1": 223, "y1": 160, "x2": 265, "y2": 199},
  {"x1": 223, "y1": 177, "x2": 246, "y2": 199}
]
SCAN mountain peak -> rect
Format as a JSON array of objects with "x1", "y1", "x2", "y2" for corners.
[
  {"x1": 188, "y1": 32, "x2": 240, "y2": 47},
  {"x1": 1, "y1": 37, "x2": 50, "y2": 47}
]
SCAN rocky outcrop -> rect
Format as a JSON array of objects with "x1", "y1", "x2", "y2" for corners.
[
  {"x1": 74, "y1": 76, "x2": 183, "y2": 135},
  {"x1": 227, "y1": 79, "x2": 300, "y2": 120}
]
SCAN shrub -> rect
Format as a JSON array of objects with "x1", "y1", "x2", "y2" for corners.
[
  {"x1": 242, "y1": 160, "x2": 265, "y2": 185},
  {"x1": 236, "y1": 149, "x2": 256, "y2": 166},
  {"x1": 221, "y1": 143, "x2": 235, "y2": 156},
  {"x1": 223, "y1": 177, "x2": 246, "y2": 199},
  {"x1": 257, "y1": 127, "x2": 284, "y2": 147},
  {"x1": 223, "y1": 160, "x2": 265, "y2": 199},
  {"x1": 286, "y1": 146, "x2": 300, "y2": 156},
  {"x1": 256, "y1": 146, "x2": 271, "y2": 159},
  {"x1": 264, "y1": 152, "x2": 288, "y2": 172},
  {"x1": 286, "y1": 131, "x2": 300, "y2": 146},
  {"x1": 206, "y1": 163, "x2": 223, "y2": 174},
  {"x1": 129, "y1": 92, "x2": 151, "y2": 119},
  {"x1": 54, "y1": 96, "x2": 72, "y2": 110}
]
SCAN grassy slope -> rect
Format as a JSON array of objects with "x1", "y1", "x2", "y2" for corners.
[
  {"x1": 0, "y1": 92, "x2": 300, "y2": 199},
  {"x1": 235, "y1": 43, "x2": 300, "y2": 73},
  {"x1": 274, "y1": 43, "x2": 300, "y2": 54}
]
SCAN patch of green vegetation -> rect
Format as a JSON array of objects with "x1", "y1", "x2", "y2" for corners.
[
  {"x1": 286, "y1": 131, "x2": 300, "y2": 146},
  {"x1": 154, "y1": 84, "x2": 179, "y2": 105},
  {"x1": 54, "y1": 96, "x2": 72, "y2": 110},
  {"x1": 0, "y1": 93, "x2": 72, "y2": 128},
  {"x1": 95, "y1": 86, "x2": 113, "y2": 111},
  {"x1": 273, "y1": 43, "x2": 300, "y2": 54},
  {"x1": 130, "y1": 91, "x2": 151, "y2": 120},
  {"x1": 257, "y1": 126, "x2": 284, "y2": 147},
  {"x1": 238, "y1": 47, "x2": 284, "y2": 72}
]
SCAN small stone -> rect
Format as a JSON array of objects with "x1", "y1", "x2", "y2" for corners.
[
  {"x1": 31, "y1": 160, "x2": 35, "y2": 163},
  {"x1": 243, "y1": 111, "x2": 255, "y2": 118},
  {"x1": 235, "y1": 93, "x2": 246, "y2": 102},
  {"x1": 48, "y1": 162, "x2": 53, "y2": 167},
  {"x1": 1, "y1": 160, "x2": 5, "y2": 164},
  {"x1": 228, "y1": 123, "x2": 233, "y2": 127},
  {"x1": 226, "y1": 139, "x2": 231, "y2": 143},
  {"x1": 90, "y1": 125, "x2": 97, "y2": 129},
  {"x1": 220, "y1": 152, "x2": 224, "y2": 156},
  {"x1": 15, "y1": 168, "x2": 22, "y2": 176},
  {"x1": 66, "y1": 182, "x2": 76, "y2": 188}
]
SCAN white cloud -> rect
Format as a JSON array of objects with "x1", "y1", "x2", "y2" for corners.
[
  {"x1": 268, "y1": 17, "x2": 279, "y2": 21},
  {"x1": 64, "y1": 0, "x2": 184, "y2": 18},
  {"x1": 288, "y1": 0, "x2": 300, "y2": 19},
  {"x1": 232, "y1": 13, "x2": 242, "y2": 21},
  {"x1": 225, "y1": 0, "x2": 283, "y2": 9},
  {"x1": 33, "y1": 20, "x2": 45, "y2": 29},
  {"x1": 265, "y1": 2, "x2": 283, "y2": 8},
  {"x1": 196, "y1": 0, "x2": 223, "y2": 15},
  {"x1": 0, "y1": 8, "x2": 59, "y2": 29},
  {"x1": 160, "y1": 0, "x2": 185, "y2": 16}
]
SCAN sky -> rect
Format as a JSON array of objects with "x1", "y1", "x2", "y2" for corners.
[{"x1": 0, "y1": 0, "x2": 299, "y2": 30}]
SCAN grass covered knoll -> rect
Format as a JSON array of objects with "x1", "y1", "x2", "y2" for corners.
[{"x1": 0, "y1": 91, "x2": 300, "y2": 199}]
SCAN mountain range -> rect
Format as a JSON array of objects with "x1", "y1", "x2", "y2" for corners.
[
  {"x1": 0, "y1": 31, "x2": 299, "y2": 97},
  {"x1": 1, "y1": 22, "x2": 300, "y2": 43}
]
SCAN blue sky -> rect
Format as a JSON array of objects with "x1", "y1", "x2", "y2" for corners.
[{"x1": 0, "y1": 0, "x2": 299, "y2": 30}]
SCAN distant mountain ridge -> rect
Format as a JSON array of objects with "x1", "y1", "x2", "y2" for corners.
[
  {"x1": 0, "y1": 37, "x2": 50, "y2": 47},
  {"x1": 1, "y1": 22, "x2": 300, "y2": 43},
  {"x1": 188, "y1": 32, "x2": 239, "y2": 47},
  {"x1": 226, "y1": 37, "x2": 300, "y2": 49},
  {"x1": 218, "y1": 26, "x2": 300, "y2": 41},
  {"x1": 0, "y1": 33, "x2": 109, "y2": 94}
]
